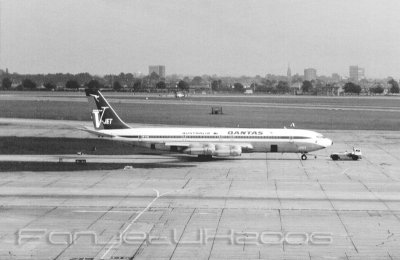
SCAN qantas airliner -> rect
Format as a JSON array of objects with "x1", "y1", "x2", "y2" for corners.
[{"x1": 84, "y1": 89, "x2": 333, "y2": 160}]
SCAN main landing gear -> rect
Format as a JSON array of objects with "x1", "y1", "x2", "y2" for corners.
[{"x1": 301, "y1": 154, "x2": 307, "y2": 160}]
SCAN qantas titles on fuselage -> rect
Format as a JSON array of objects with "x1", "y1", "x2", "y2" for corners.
[{"x1": 228, "y1": 131, "x2": 263, "y2": 135}]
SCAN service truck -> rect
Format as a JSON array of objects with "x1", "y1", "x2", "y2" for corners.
[{"x1": 330, "y1": 147, "x2": 362, "y2": 161}]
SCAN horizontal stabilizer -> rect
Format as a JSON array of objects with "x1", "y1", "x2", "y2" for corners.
[{"x1": 79, "y1": 126, "x2": 116, "y2": 138}]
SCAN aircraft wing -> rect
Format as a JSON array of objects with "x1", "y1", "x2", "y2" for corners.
[
  {"x1": 165, "y1": 142, "x2": 253, "y2": 150},
  {"x1": 78, "y1": 128, "x2": 254, "y2": 151},
  {"x1": 164, "y1": 142, "x2": 191, "y2": 147}
]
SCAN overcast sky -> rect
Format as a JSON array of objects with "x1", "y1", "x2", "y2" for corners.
[{"x1": 1, "y1": 0, "x2": 400, "y2": 78}]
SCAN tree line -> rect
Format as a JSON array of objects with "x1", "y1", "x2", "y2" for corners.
[{"x1": 1, "y1": 72, "x2": 399, "y2": 94}]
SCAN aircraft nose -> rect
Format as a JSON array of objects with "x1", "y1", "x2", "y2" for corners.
[
  {"x1": 326, "y1": 138, "x2": 333, "y2": 147},
  {"x1": 319, "y1": 138, "x2": 333, "y2": 148}
]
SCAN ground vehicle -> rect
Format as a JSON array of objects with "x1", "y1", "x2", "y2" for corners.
[{"x1": 330, "y1": 147, "x2": 362, "y2": 161}]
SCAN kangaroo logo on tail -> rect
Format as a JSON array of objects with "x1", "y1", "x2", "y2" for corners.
[{"x1": 90, "y1": 94, "x2": 100, "y2": 102}]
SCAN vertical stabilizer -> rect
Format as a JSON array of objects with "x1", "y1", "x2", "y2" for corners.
[{"x1": 85, "y1": 89, "x2": 131, "y2": 130}]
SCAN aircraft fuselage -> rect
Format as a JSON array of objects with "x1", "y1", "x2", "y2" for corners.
[{"x1": 97, "y1": 127, "x2": 332, "y2": 154}]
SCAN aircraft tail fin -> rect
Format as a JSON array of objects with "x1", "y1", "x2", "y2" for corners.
[{"x1": 85, "y1": 89, "x2": 131, "y2": 130}]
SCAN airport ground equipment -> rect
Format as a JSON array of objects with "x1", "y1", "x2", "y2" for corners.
[
  {"x1": 330, "y1": 147, "x2": 362, "y2": 161},
  {"x1": 211, "y1": 106, "x2": 223, "y2": 115}
]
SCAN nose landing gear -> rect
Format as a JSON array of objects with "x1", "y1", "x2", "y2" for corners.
[{"x1": 301, "y1": 154, "x2": 307, "y2": 160}]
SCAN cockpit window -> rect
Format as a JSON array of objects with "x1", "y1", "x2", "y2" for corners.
[{"x1": 316, "y1": 135, "x2": 324, "y2": 138}]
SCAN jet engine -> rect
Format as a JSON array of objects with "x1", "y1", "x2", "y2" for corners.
[
  {"x1": 213, "y1": 144, "x2": 242, "y2": 157},
  {"x1": 183, "y1": 144, "x2": 242, "y2": 157},
  {"x1": 183, "y1": 144, "x2": 215, "y2": 155}
]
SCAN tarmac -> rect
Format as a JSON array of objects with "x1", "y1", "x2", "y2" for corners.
[{"x1": 1, "y1": 118, "x2": 400, "y2": 259}]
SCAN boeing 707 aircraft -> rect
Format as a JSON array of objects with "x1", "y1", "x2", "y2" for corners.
[{"x1": 84, "y1": 89, "x2": 332, "y2": 160}]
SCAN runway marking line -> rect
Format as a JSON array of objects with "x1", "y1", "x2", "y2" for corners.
[
  {"x1": 73, "y1": 210, "x2": 140, "y2": 213},
  {"x1": 100, "y1": 189, "x2": 171, "y2": 260}
]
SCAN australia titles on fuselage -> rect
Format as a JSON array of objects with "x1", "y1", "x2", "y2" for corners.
[
  {"x1": 182, "y1": 132, "x2": 211, "y2": 135},
  {"x1": 182, "y1": 131, "x2": 264, "y2": 136}
]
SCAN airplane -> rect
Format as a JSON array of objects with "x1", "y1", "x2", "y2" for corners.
[{"x1": 84, "y1": 89, "x2": 333, "y2": 160}]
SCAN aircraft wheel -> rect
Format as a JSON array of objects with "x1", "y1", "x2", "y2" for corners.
[{"x1": 301, "y1": 154, "x2": 307, "y2": 160}]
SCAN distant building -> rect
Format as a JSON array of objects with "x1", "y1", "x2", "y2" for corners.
[
  {"x1": 304, "y1": 68, "x2": 317, "y2": 81},
  {"x1": 349, "y1": 66, "x2": 365, "y2": 82},
  {"x1": 149, "y1": 65, "x2": 165, "y2": 78},
  {"x1": 287, "y1": 64, "x2": 292, "y2": 82},
  {"x1": 331, "y1": 73, "x2": 341, "y2": 82}
]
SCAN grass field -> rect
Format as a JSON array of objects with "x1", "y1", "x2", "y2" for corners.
[
  {"x1": 0, "y1": 99, "x2": 399, "y2": 130},
  {"x1": 0, "y1": 137, "x2": 156, "y2": 155},
  {"x1": 18, "y1": 90, "x2": 400, "y2": 107},
  {"x1": 114, "y1": 95, "x2": 400, "y2": 108},
  {"x1": 1, "y1": 92, "x2": 400, "y2": 130},
  {"x1": 0, "y1": 161, "x2": 192, "y2": 171},
  {"x1": 0, "y1": 137, "x2": 190, "y2": 171}
]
